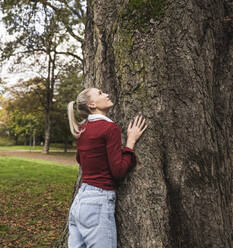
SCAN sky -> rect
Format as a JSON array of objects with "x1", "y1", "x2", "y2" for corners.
[{"x1": 0, "y1": 12, "x2": 41, "y2": 87}]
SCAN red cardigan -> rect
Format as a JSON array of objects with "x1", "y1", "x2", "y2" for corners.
[{"x1": 76, "y1": 120, "x2": 137, "y2": 190}]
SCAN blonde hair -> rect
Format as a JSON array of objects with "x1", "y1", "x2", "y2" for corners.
[{"x1": 67, "y1": 88, "x2": 92, "y2": 139}]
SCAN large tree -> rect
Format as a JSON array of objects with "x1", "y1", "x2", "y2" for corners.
[{"x1": 59, "y1": 0, "x2": 232, "y2": 247}]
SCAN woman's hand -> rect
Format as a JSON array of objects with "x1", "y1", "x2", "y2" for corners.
[{"x1": 126, "y1": 115, "x2": 148, "y2": 149}]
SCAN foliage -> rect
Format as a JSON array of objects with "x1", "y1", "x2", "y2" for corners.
[
  {"x1": 5, "y1": 77, "x2": 49, "y2": 112},
  {"x1": 52, "y1": 64, "x2": 84, "y2": 145},
  {"x1": 0, "y1": 155, "x2": 78, "y2": 247},
  {"x1": 0, "y1": 0, "x2": 86, "y2": 152},
  {"x1": 0, "y1": 137, "x2": 15, "y2": 146},
  {"x1": 7, "y1": 111, "x2": 40, "y2": 138},
  {"x1": 0, "y1": 80, "x2": 6, "y2": 96},
  {"x1": 0, "y1": 69, "x2": 83, "y2": 146},
  {"x1": 0, "y1": 0, "x2": 85, "y2": 63},
  {"x1": 0, "y1": 81, "x2": 45, "y2": 144}
]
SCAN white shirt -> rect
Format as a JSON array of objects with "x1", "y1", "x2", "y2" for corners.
[{"x1": 87, "y1": 114, "x2": 113, "y2": 123}]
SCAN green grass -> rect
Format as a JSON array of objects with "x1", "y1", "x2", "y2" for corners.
[
  {"x1": 0, "y1": 156, "x2": 78, "y2": 248},
  {"x1": 0, "y1": 145, "x2": 67, "y2": 151}
]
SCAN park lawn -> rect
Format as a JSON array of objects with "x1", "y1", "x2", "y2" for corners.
[
  {"x1": 44, "y1": 152, "x2": 76, "y2": 157},
  {"x1": 0, "y1": 156, "x2": 78, "y2": 248},
  {"x1": 0, "y1": 145, "x2": 65, "y2": 151}
]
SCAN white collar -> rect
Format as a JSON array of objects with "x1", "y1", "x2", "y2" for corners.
[{"x1": 87, "y1": 114, "x2": 113, "y2": 123}]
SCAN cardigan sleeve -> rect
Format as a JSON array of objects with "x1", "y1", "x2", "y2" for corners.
[{"x1": 105, "y1": 123, "x2": 137, "y2": 180}]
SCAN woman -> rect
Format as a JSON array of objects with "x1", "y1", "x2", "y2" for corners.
[{"x1": 67, "y1": 87, "x2": 147, "y2": 248}]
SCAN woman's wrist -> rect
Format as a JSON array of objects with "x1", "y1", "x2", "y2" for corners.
[{"x1": 126, "y1": 138, "x2": 136, "y2": 150}]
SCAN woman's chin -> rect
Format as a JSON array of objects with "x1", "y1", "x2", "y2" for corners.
[
  {"x1": 107, "y1": 101, "x2": 114, "y2": 107},
  {"x1": 110, "y1": 102, "x2": 114, "y2": 108}
]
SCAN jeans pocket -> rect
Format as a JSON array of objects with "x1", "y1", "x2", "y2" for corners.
[{"x1": 79, "y1": 202, "x2": 102, "y2": 228}]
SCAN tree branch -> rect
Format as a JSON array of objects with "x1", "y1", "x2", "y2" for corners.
[{"x1": 55, "y1": 51, "x2": 83, "y2": 62}]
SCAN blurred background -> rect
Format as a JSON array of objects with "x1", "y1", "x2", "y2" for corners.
[{"x1": 0, "y1": 0, "x2": 86, "y2": 153}]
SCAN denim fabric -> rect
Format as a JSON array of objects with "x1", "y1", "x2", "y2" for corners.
[{"x1": 68, "y1": 183, "x2": 117, "y2": 248}]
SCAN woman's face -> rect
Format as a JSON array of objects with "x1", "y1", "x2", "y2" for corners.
[{"x1": 87, "y1": 88, "x2": 114, "y2": 113}]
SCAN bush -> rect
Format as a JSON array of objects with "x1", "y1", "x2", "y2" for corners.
[{"x1": 0, "y1": 137, "x2": 15, "y2": 146}]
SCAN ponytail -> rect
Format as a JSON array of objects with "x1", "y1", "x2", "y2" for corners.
[{"x1": 67, "y1": 88, "x2": 92, "y2": 139}]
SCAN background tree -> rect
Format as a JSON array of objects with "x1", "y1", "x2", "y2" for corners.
[
  {"x1": 6, "y1": 111, "x2": 40, "y2": 146},
  {"x1": 52, "y1": 64, "x2": 84, "y2": 152},
  {"x1": 0, "y1": 67, "x2": 84, "y2": 149},
  {"x1": 0, "y1": 95, "x2": 15, "y2": 145},
  {"x1": 0, "y1": 0, "x2": 84, "y2": 62},
  {"x1": 0, "y1": 0, "x2": 85, "y2": 153},
  {"x1": 59, "y1": 0, "x2": 232, "y2": 247},
  {"x1": 0, "y1": 83, "x2": 44, "y2": 145}
]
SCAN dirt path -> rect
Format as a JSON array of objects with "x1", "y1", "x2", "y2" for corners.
[{"x1": 0, "y1": 150, "x2": 78, "y2": 166}]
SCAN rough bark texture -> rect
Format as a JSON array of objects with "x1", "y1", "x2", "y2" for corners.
[{"x1": 59, "y1": 0, "x2": 233, "y2": 247}]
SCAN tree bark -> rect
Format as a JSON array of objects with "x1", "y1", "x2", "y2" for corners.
[
  {"x1": 64, "y1": 133, "x2": 68, "y2": 153},
  {"x1": 43, "y1": 109, "x2": 51, "y2": 154},
  {"x1": 33, "y1": 130, "x2": 36, "y2": 148},
  {"x1": 43, "y1": 51, "x2": 56, "y2": 154},
  {"x1": 59, "y1": 0, "x2": 233, "y2": 247}
]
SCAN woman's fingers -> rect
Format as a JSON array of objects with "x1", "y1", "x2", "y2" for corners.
[
  {"x1": 127, "y1": 115, "x2": 147, "y2": 141},
  {"x1": 133, "y1": 115, "x2": 139, "y2": 126},
  {"x1": 128, "y1": 121, "x2": 133, "y2": 131},
  {"x1": 133, "y1": 115, "x2": 143, "y2": 127},
  {"x1": 140, "y1": 124, "x2": 148, "y2": 133},
  {"x1": 129, "y1": 115, "x2": 147, "y2": 132},
  {"x1": 127, "y1": 122, "x2": 131, "y2": 133},
  {"x1": 137, "y1": 115, "x2": 143, "y2": 126},
  {"x1": 139, "y1": 117, "x2": 146, "y2": 129},
  {"x1": 135, "y1": 115, "x2": 146, "y2": 129}
]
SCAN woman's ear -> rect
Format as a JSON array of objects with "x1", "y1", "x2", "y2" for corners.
[{"x1": 87, "y1": 102, "x2": 96, "y2": 110}]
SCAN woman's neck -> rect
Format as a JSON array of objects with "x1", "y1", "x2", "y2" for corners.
[{"x1": 90, "y1": 109, "x2": 108, "y2": 116}]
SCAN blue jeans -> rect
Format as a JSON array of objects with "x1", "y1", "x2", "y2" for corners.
[{"x1": 68, "y1": 183, "x2": 117, "y2": 248}]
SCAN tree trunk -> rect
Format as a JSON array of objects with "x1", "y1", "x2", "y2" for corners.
[
  {"x1": 58, "y1": 0, "x2": 233, "y2": 247},
  {"x1": 24, "y1": 134, "x2": 27, "y2": 146},
  {"x1": 64, "y1": 135, "x2": 68, "y2": 153},
  {"x1": 63, "y1": 125, "x2": 69, "y2": 153},
  {"x1": 43, "y1": 51, "x2": 56, "y2": 154},
  {"x1": 29, "y1": 133, "x2": 32, "y2": 148},
  {"x1": 33, "y1": 130, "x2": 36, "y2": 148},
  {"x1": 15, "y1": 135, "x2": 18, "y2": 145},
  {"x1": 43, "y1": 109, "x2": 51, "y2": 154}
]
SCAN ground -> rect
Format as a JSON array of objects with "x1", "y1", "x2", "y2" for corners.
[{"x1": 0, "y1": 150, "x2": 77, "y2": 166}]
